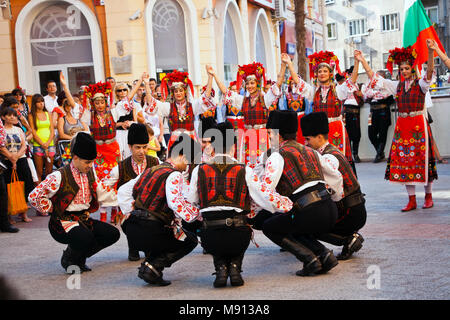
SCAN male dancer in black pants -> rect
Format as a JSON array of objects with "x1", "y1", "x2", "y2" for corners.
[
  {"x1": 28, "y1": 132, "x2": 120, "y2": 272},
  {"x1": 301, "y1": 112, "x2": 366, "y2": 260},
  {"x1": 118, "y1": 134, "x2": 200, "y2": 286},
  {"x1": 261, "y1": 110, "x2": 343, "y2": 276}
]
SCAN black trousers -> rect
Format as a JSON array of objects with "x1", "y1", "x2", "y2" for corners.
[
  {"x1": 122, "y1": 214, "x2": 197, "y2": 269},
  {"x1": 344, "y1": 110, "x2": 361, "y2": 155},
  {"x1": 0, "y1": 172, "x2": 10, "y2": 230},
  {"x1": 368, "y1": 107, "x2": 391, "y2": 152},
  {"x1": 3, "y1": 158, "x2": 35, "y2": 199},
  {"x1": 333, "y1": 203, "x2": 367, "y2": 236},
  {"x1": 200, "y1": 210, "x2": 252, "y2": 268},
  {"x1": 49, "y1": 217, "x2": 120, "y2": 258},
  {"x1": 262, "y1": 186, "x2": 338, "y2": 246}
]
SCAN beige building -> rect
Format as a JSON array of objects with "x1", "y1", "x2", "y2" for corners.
[{"x1": 0, "y1": 0, "x2": 298, "y2": 96}]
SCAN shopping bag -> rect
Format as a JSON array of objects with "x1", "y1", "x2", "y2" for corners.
[{"x1": 7, "y1": 169, "x2": 28, "y2": 215}]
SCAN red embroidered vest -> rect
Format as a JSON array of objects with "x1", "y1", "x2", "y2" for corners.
[
  {"x1": 313, "y1": 87, "x2": 342, "y2": 118},
  {"x1": 90, "y1": 111, "x2": 116, "y2": 141},
  {"x1": 396, "y1": 80, "x2": 425, "y2": 113},
  {"x1": 197, "y1": 158, "x2": 250, "y2": 211},
  {"x1": 242, "y1": 95, "x2": 268, "y2": 125},
  {"x1": 117, "y1": 155, "x2": 160, "y2": 190},
  {"x1": 50, "y1": 165, "x2": 99, "y2": 219},
  {"x1": 276, "y1": 140, "x2": 324, "y2": 197},
  {"x1": 323, "y1": 144, "x2": 359, "y2": 197},
  {"x1": 169, "y1": 102, "x2": 195, "y2": 131},
  {"x1": 287, "y1": 93, "x2": 304, "y2": 113},
  {"x1": 132, "y1": 163, "x2": 175, "y2": 218}
]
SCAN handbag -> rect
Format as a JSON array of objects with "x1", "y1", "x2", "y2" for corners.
[{"x1": 7, "y1": 169, "x2": 28, "y2": 215}]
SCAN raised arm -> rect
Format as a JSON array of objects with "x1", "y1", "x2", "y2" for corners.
[
  {"x1": 281, "y1": 53, "x2": 295, "y2": 86},
  {"x1": 355, "y1": 50, "x2": 374, "y2": 80},
  {"x1": 425, "y1": 39, "x2": 436, "y2": 81},
  {"x1": 128, "y1": 72, "x2": 147, "y2": 101},
  {"x1": 208, "y1": 65, "x2": 227, "y2": 95},
  {"x1": 427, "y1": 39, "x2": 449, "y2": 69},
  {"x1": 351, "y1": 51, "x2": 360, "y2": 85},
  {"x1": 60, "y1": 72, "x2": 76, "y2": 108}
]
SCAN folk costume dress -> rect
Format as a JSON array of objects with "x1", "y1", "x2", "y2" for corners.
[
  {"x1": 286, "y1": 91, "x2": 306, "y2": 144},
  {"x1": 145, "y1": 70, "x2": 215, "y2": 151},
  {"x1": 367, "y1": 73, "x2": 437, "y2": 185},
  {"x1": 222, "y1": 63, "x2": 280, "y2": 167}
]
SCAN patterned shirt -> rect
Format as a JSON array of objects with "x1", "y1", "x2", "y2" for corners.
[{"x1": 0, "y1": 119, "x2": 7, "y2": 148}]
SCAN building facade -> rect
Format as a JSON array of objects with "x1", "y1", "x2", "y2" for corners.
[
  {"x1": 324, "y1": 0, "x2": 448, "y2": 83},
  {"x1": 1, "y1": 0, "x2": 318, "y2": 96}
]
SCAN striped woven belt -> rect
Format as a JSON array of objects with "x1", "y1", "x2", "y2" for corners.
[
  {"x1": 328, "y1": 115, "x2": 343, "y2": 122},
  {"x1": 398, "y1": 110, "x2": 425, "y2": 118},
  {"x1": 95, "y1": 138, "x2": 116, "y2": 145},
  {"x1": 244, "y1": 124, "x2": 266, "y2": 130}
]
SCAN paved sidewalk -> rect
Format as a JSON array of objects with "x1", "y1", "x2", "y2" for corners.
[{"x1": 1, "y1": 161, "x2": 449, "y2": 300}]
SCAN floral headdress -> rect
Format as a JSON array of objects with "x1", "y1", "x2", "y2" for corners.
[
  {"x1": 236, "y1": 62, "x2": 266, "y2": 92},
  {"x1": 160, "y1": 70, "x2": 194, "y2": 102},
  {"x1": 386, "y1": 46, "x2": 417, "y2": 75},
  {"x1": 308, "y1": 51, "x2": 341, "y2": 80},
  {"x1": 82, "y1": 82, "x2": 112, "y2": 110},
  {"x1": 228, "y1": 81, "x2": 237, "y2": 90}
]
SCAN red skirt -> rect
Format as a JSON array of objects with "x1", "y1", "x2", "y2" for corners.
[
  {"x1": 167, "y1": 130, "x2": 198, "y2": 155},
  {"x1": 239, "y1": 128, "x2": 269, "y2": 168},
  {"x1": 94, "y1": 140, "x2": 120, "y2": 182},
  {"x1": 227, "y1": 116, "x2": 245, "y2": 160},
  {"x1": 328, "y1": 118, "x2": 352, "y2": 163},
  {"x1": 385, "y1": 114, "x2": 437, "y2": 185}
]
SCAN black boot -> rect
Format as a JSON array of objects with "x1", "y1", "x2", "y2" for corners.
[
  {"x1": 128, "y1": 248, "x2": 140, "y2": 261},
  {"x1": 229, "y1": 255, "x2": 244, "y2": 287},
  {"x1": 353, "y1": 142, "x2": 361, "y2": 163},
  {"x1": 296, "y1": 235, "x2": 338, "y2": 275},
  {"x1": 315, "y1": 250, "x2": 338, "y2": 274},
  {"x1": 337, "y1": 233, "x2": 364, "y2": 260},
  {"x1": 138, "y1": 261, "x2": 171, "y2": 286},
  {"x1": 77, "y1": 256, "x2": 92, "y2": 272},
  {"x1": 61, "y1": 246, "x2": 85, "y2": 273},
  {"x1": 279, "y1": 236, "x2": 322, "y2": 276},
  {"x1": 374, "y1": 143, "x2": 386, "y2": 163},
  {"x1": 212, "y1": 257, "x2": 228, "y2": 288}
]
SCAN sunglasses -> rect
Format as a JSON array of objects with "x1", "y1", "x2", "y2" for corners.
[{"x1": 116, "y1": 89, "x2": 128, "y2": 92}]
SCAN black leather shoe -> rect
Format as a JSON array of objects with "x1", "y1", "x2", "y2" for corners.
[
  {"x1": 128, "y1": 248, "x2": 140, "y2": 261},
  {"x1": 315, "y1": 250, "x2": 338, "y2": 274},
  {"x1": 353, "y1": 154, "x2": 361, "y2": 163},
  {"x1": 229, "y1": 263, "x2": 244, "y2": 287},
  {"x1": 213, "y1": 265, "x2": 228, "y2": 288},
  {"x1": 78, "y1": 257, "x2": 92, "y2": 272},
  {"x1": 337, "y1": 233, "x2": 364, "y2": 260},
  {"x1": 1, "y1": 225, "x2": 19, "y2": 233},
  {"x1": 295, "y1": 257, "x2": 322, "y2": 276},
  {"x1": 138, "y1": 262, "x2": 171, "y2": 286},
  {"x1": 61, "y1": 247, "x2": 83, "y2": 273}
]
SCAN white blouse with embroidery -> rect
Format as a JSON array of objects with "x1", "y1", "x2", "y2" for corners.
[
  {"x1": 117, "y1": 170, "x2": 200, "y2": 223},
  {"x1": 28, "y1": 163, "x2": 117, "y2": 214},
  {"x1": 222, "y1": 84, "x2": 281, "y2": 111},
  {"x1": 292, "y1": 77, "x2": 358, "y2": 104}
]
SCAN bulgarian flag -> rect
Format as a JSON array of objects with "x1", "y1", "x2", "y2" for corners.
[{"x1": 403, "y1": 0, "x2": 445, "y2": 70}]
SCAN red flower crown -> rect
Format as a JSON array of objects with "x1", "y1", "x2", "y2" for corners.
[
  {"x1": 160, "y1": 70, "x2": 194, "y2": 101},
  {"x1": 386, "y1": 46, "x2": 417, "y2": 74},
  {"x1": 308, "y1": 51, "x2": 341, "y2": 79},
  {"x1": 82, "y1": 82, "x2": 112, "y2": 110},
  {"x1": 236, "y1": 62, "x2": 266, "y2": 92}
]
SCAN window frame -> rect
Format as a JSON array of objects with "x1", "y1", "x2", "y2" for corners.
[
  {"x1": 347, "y1": 18, "x2": 368, "y2": 37},
  {"x1": 327, "y1": 22, "x2": 337, "y2": 40},
  {"x1": 380, "y1": 13, "x2": 400, "y2": 33}
]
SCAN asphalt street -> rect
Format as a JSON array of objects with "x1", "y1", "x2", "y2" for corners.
[{"x1": 1, "y1": 161, "x2": 449, "y2": 301}]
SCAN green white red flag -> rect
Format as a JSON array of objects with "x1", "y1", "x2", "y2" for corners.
[{"x1": 403, "y1": 0, "x2": 445, "y2": 69}]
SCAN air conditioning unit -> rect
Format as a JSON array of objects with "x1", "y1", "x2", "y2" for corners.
[
  {"x1": 352, "y1": 36, "x2": 362, "y2": 43},
  {"x1": 273, "y1": 0, "x2": 288, "y2": 21}
]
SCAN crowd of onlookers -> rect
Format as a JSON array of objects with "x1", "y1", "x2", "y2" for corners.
[{"x1": 0, "y1": 75, "x2": 169, "y2": 226}]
